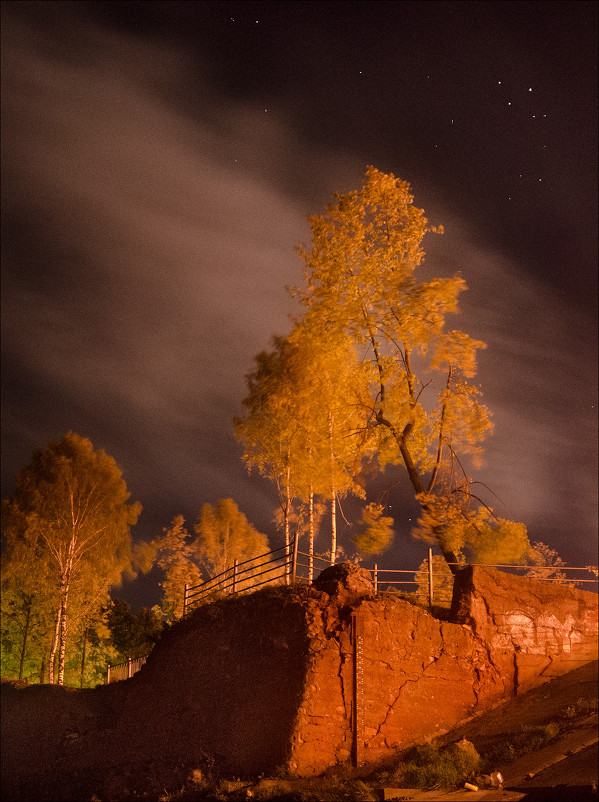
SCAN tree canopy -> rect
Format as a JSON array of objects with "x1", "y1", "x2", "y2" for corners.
[
  {"x1": 152, "y1": 515, "x2": 202, "y2": 622},
  {"x1": 2, "y1": 432, "x2": 141, "y2": 684},
  {"x1": 194, "y1": 499, "x2": 269, "y2": 578},
  {"x1": 238, "y1": 167, "x2": 532, "y2": 570}
]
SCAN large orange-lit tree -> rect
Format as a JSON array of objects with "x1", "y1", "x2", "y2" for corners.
[
  {"x1": 2, "y1": 432, "x2": 141, "y2": 685},
  {"x1": 294, "y1": 166, "x2": 530, "y2": 571},
  {"x1": 236, "y1": 327, "x2": 369, "y2": 568}
]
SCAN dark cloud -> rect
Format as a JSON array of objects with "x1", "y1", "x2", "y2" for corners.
[{"x1": 2, "y1": 2, "x2": 596, "y2": 607}]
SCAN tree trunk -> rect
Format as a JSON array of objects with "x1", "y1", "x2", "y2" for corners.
[
  {"x1": 48, "y1": 604, "x2": 62, "y2": 685},
  {"x1": 284, "y1": 456, "x2": 291, "y2": 584},
  {"x1": 40, "y1": 654, "x2": 47, "y2": 685},
  {"x1": 308, "y1": 486, "x2": 314, "y2": 581},
  {"x1": 396, "y1": 422, "x2": 460, "y2": 574},
  {"x1": 79, "y1": 627, "x2": 88, "y2": 689},
  {"x1": 18, "y1": 596, "x2": 32, "y2": 680},
  {"x1": 56, "y1": 587, "x2": 69, "y2": 686},
  {"x1": 329, "y1": 413, "x2": 337, "y2": 566},
  {"x1": 330, "y1": 482, "x2": 337, "y2": 565},
  {"x1": 56, "y1": 556, "x2": 73, "y2": 686}
]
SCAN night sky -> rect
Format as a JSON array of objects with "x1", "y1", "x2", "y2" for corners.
[{"x1": 2, "y1": 1, "x2": 597, "y2": 609}]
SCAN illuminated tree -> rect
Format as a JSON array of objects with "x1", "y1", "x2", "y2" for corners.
[
  {"x1": 237, "y1": 327, "x2": 369, "y2": 567},
  {"x1": 235, "y1": 337, "x2": 302, "y2": 562},
  {"x1": 525, "y1": 540, "x2": 567, "y2": 582},
  {"x1": 152, "y1": 515, "x2": 202, "y2": 622},
  {"x1": 193, "y1": 498, "x2": 269, "y2": 578},
  {"x1": 1, "y1": 432, "x2": 141, "y2": 685},
  {"x1": 352, "y1": 502, "x2": 395, "y2": 556},
  {"x1": 285, "y1": 323, "x2": 370, "y2": 565},
  {"x1": 1, "y1": 529, "x2": 56, "y2": 682},
  {"x1": 105, "y1": 599, "x2": 163, "y2": 661},
  {"x1": 295, "y1": 166, "x2": 530, "y2": 571}
]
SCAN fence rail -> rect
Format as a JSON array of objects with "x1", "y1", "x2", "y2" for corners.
[
  {"x1": 183, "y1": 542, "x2": 335, "y2": 613},
  {"x1": 183, "y1": 539, "x2": 598, "y2": 616}
]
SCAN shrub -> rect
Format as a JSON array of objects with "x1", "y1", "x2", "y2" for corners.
[{"x1": 390, "y1": 739, "x2": 481, "y2": 790}]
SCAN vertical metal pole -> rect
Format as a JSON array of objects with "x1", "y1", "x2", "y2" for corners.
[
  {"x1": 127, "y1": 657, "x2": 132, "y2": 679},
  {"x1": 106, "y1": 664, "x2": 111, "y2": 685},
  {"x1": 291, "y1": 528, "x2": 299, "y2": 584},
  {"x1": 183, "y1": 583, "x2": 188, "y2": 617},
  {"x1": 428, "y1": 547, "x2": 434, "y2": 607},
  {"x1": 232, "y1": 559, "x2": 238, "y2": 593},
  {"x1": 373, "y1": 564, "x2": 378, "y2": 594},
  {"x1": 351, "y1": 611, "x2": 364, "y2": 768}
]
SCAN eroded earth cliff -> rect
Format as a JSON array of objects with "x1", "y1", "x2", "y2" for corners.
[{"x1": 1, "y1": 564, "x2": 597, "y2": 800}]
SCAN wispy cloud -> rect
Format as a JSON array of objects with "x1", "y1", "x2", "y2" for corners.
[{"x1": 2, "y1": 6, "x2": 596, "y2": 572}]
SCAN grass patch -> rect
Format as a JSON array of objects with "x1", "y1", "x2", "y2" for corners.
[
  {"x1": 480, "y1": 722, "x2": 561, "y2": 768},
  {"x1": 561, "y1": 696, "x2": 599, "y2": 719},
  {"x1": 159, "y1": 772, "x2": 378, "y2": 801},
  {"x1": 386, "y1": 738, "x2": 481, "y2": 791}
]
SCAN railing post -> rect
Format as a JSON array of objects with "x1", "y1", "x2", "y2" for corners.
[
  {"x1": 373, "y1": 563, "x2": 378, "y2": 594},
  {"x1": 232, "y1": 559, "x2": 238, "y2": 594},
  {"x1": 291, "y1": 528, "x2": 299, "y2": 584},
  {"x1": 127, "y1": 657, "x2": 132, "y2": 679},
  {"x1": 285, "y1": 533, "x2": 290, "y2": 585},
  {"x1": 351, "y1": 610, "x2": 364, "y2": 767},
  {"x1": 183, "y1": 583, "x2": 188, "y2": 617},
  {"x1": 428, "y1": 547, "x2": 434, "y2": 607},
  {"x1": 106, "y1": 664, "x2": 111, "y2": 685}
]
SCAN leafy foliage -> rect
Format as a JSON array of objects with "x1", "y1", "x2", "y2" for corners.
[
  {"x1": 390, "y1": 739, "x2": 481, "y2": 790},
  {"x1": 525, "y1": 540, "x2": 568, "y2": 581},
  {"x1": 105, "y1": 599, "x2": 163, "y2": 660},
  {"x1": 352, "y1": 503, "x2": 394, "y2": 556},
  {"x1": 194, "y1": 499, "x2": 269, "y2": 578},
  {"x1": 153, "y1": 515, "x2": 202, "y2": 622},
  {"x1": 292, "y1": 166, "x2": 530, "y2": 568},
  {"x1": 1, "y1": 432, "x2": 141, "y2": 684}
]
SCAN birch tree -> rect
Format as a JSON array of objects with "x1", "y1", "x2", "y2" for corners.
[
  {"x1": 1, "y1": 432, "x2": 141, "y2": 684},
  {"x1": 295, "y1": 167, "x2": 531, "y2": 571},
  {"x1": 152, "y1": 515, "x2": 202, "y2": 622},
  {"x1": 236, "y1": 328, "x2": 369, "y2": 568},
  {"x1": 235, "y1": 337, "x2": 301, "y2": 561},
  {"x1": 193, "y1": 499, "x2": 269, "y2": 579}
]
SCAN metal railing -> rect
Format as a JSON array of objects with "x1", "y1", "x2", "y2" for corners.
[
  {"x1": 183, "y1": 542, "x2": 598, "y2": 615},
  {"x1": 183, "y1": 541, "x2": 335, "y2": 614},
  {"x1": 106, "y1": 550, "x2": 596, "y2": 680},
  {"x1": 448, "y1": 562, "x2": 599, "y2": 585}
]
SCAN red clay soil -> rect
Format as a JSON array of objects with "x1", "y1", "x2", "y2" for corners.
[
  {"x1": 1, "y1": 573, "x2": 597, "y2": 802},
  {"x1": 1, "y1": 585, "x2": 318, "y2": 801}
]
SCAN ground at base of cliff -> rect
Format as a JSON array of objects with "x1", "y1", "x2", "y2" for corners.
[
  {"x1": 160, "y1": 661, "x2": 598, "y2": 802},
  {"x1": 1, "y1": 661, "x2": 597, "y2": 802}
]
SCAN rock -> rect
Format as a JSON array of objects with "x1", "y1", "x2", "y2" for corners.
[{"x1": 312, "y1": 562, "x2": 374, "y2": 605}]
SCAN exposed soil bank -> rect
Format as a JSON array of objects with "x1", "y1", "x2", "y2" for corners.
[{"x1": 1, "y1": 565, "x2": 597, "y2": 800}]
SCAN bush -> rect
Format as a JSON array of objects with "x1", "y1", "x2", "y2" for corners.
[{"x1": 390, "y1": 739, "x2": 481, "y2": 790}]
